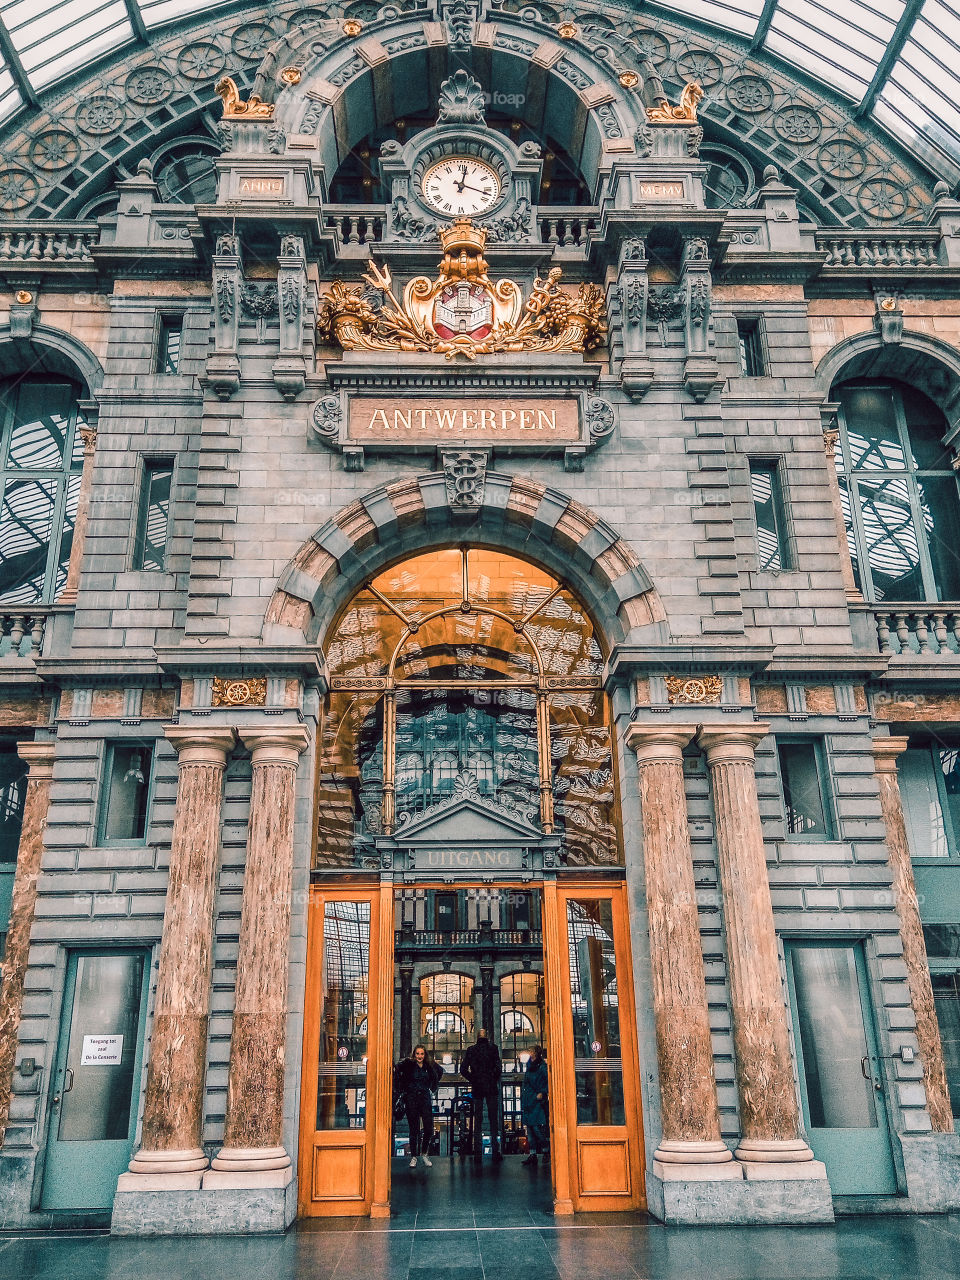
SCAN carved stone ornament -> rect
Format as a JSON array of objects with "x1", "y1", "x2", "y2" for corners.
[
  {"x1": 318, "y1": 218, "x2": 606, "y2": 361},
  {"x1": 585, "y1": 398, "x2": 616, "y2": 439},
  {"x1": 442, "y1": 449, "x2": 488, "y2": 510},
  {"x1": 215, "y1": 76, "x2": 276, "y2": 120},
  {"x1": 437, "y1": 69, "x2": 486, "y2": 125},
  {"x1": 664, "y1": 675, "x2": 723, "y2": 705},
  {"x1": 647, "y1": 81, "x2": 704, "y2": 124},
  {"x1": 211, "y1": 676, "x2": 268, "y2": 707},
  {"x1": 648, "y1": 287, "x2": 684, "y2": 346},
  {"x1": 311, "y1": 394, "x2": 342, "y2": 439}
]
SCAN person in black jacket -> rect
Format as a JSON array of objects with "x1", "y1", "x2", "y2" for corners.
[
  {"x1": 520, "y1": 1045, "x2": 549, "y2": 1166},
  {"x1": 395, "y1": 1045, "x2": 443, "y2": 1168},
  {"x1": 460, "y1": 1029, "x2": 503, "y2": 1162}
]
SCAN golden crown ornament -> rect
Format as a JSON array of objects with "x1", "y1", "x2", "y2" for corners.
[{"x1": 317, "y1": 219, "x2": 606, "y2": 361}]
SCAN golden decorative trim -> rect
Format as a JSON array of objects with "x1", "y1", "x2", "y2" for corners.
[
  {"x1": 343, "y1": 18, "x2": 363, "y2": 35},
  {"x1": 214, "y1": 76, "x2": 275, "y2": 120},
  {"x1": 646, "y1": 81, "x2": 704, "y2": 124},
  {"x1": 15, "y1": 289, "x2": 32, "y2": 304},
  {"x1": 318, "y1": 218, "x2": 605, "y2": 360},
  {"x1": 279, "y1": 66, "x2": 303, "y2": 85},
  {"x1": 557, "y1": 22, "x2": 578, "y2": 37},
  {"x1": 665, "y1": 675, "x2": 723, "y2": 705},
  {"x1": 211, "y1": 676, "x2": 268, "y2": 707},
  {"x1": 618, "y1": 71, "x2": 640, "y2": 89}
]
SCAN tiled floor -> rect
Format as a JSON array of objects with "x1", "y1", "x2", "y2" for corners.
[{"x1": 2, "y1": 1158, "x2": 960, "y2": 1279}]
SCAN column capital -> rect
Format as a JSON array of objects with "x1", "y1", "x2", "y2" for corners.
[
  {"x1": 625, "y1": 722, "x2": 699, "y2": 763},
  {"x1": 16, "y1": 740, "x2": 56, "y2": 780},
  {"x1": 238, "y1": 724, "x2": 311, "y2": 765},
  {"x1": 872, "y1": 735, "x2": 911, "y2": 773},
  {"x1": 697, "y1": 723, "x2": 771, "y2": 765},
  {"x1": 164, "y1": 725, "x2": 236, "y2": 766}
]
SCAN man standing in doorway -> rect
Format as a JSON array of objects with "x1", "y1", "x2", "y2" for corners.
[{"x1": 461, "y1": 1028, "x2": 503, "y2": 1164}]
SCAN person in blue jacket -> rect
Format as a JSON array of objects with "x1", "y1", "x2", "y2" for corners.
[{"x1": 520, "y1": 1044, "x2": 549, "y2": 1166}]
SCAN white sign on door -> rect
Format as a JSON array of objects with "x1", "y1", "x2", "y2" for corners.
[{"x1": 80, "y1": 1034, "x2": 123, "y2": 1066}]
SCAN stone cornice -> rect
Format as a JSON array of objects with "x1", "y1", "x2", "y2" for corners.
[{"x1": 154, "y1": 644, "x2": 324, "y2": 682}]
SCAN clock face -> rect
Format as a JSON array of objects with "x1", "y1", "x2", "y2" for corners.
[{"x1": 421, "y1": 157, "x2": 502, "y2": 216}]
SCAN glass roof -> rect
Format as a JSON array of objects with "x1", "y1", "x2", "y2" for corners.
[{"x1": 0, "y1": 0, "x2": 955, "y2": 176}]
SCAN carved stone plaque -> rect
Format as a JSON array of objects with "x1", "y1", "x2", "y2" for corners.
[{"x1": 347, "y1": 396, "x2": 580, "y2": 442}]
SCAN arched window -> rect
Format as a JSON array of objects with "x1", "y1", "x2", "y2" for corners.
[
  {"x1": 500, "y1": 972, "x2": 544, "y2": 1066},
  {"x1": 316, "y1": 547, "x2": 619, "y2": 867},
  {"x1": 420, "y1": 972, "x2": 474, "y2": 1065},
  {"x1": 834, "y1": 380, "x2": 960, "y2": 602},
  {"x1": 0, "y1": 377, "x2": 85, "y2": 605}
]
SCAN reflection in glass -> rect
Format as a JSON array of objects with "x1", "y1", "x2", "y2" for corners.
[
  {"x1": 419, "y1": 972, "x2": 474, "y2": 1068},
  {"x1": 100, "y1": 744, "x2": 151, "y2": 843},
  {"x1": 567, "y1": 899, "x2": 624, "y2": 1125},
  {"x1": 316, "y1": 548, "x2": 620, "y2": 867},
  {"x1": 0, "y1": 379, "x2": 83, "y2": 606},
  {"x1": 317, "y1": 901, "x2": 370, "y2": 1130},
  {"x1": 58, "y1": 953, "x2": 143, "y2": 1142},
  {"x1": 500, "y1": 971, "x2": 544, "y2": 1067},
  {"x1": 931, "y1": 972, "x2": 960, "y2": 1119},
  {"x1": 0, "y1": 741, "x2": 27, "y2": 864},
  {"x1": 790, "y1": 945, "x2": 878, "y2": 1129}
]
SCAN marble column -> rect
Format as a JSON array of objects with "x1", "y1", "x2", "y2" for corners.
[
  {"x1": 0, "y1": 741, "x2": 56, "y2": 1144},
  {"x1": 625, "y1": 725, "x2": 739, "y2": 1179},
  {"x1": 122, "y1": 727, "x2": 235, "y2": 1185},
  {"x1": 59, "y1": 423, "x2": 97, "y2": 606},
  {"x1": 873, "y1": 737, "x2": 954, "y2": 1132},
  {"x1": 208, "y1": 725, "x2": 309, "y2": 1184},
  {"x1": 698, "y1": 726, "x2": 821, "y2": 1176}
]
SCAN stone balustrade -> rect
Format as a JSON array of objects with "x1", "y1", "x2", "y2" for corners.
[
  {"x1": 538, "y1": 209, "x2": 597, "y2": 247},
  {"x1": 324, "y1": 208, "x2": 384, "y2": 246},
  {"x1": 872, "y1": 607, "x2": 960, "y2": 655},
  {"x1": 0, "y1": 611, "x2": 49, "y2": 660},
  {"x1": 0, "y1": 223, "x2": 98, "y2": 265},
  {"x1": 816, "y1": 230, "x2": 941, "y2": 269}
]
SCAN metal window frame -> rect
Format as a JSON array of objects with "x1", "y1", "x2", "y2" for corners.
[
  {"x1": 749, "y1": 456, "x2": 793, "y2": 572},
  {"x1": 837, "y1": 382, "x2": 960, "y2": 604},
  {"x1": 776, "y1": 735, "x2": 837, "y2": 841},
  {"x1": 130, "y1": 454, "x2": 175, "y2": 573},
  {"x1": 96, "y1": 739, "x2": 156, "y2": 848},
  {"x1": 153, "y1": 310, "x2": 184, "y2": 376}
]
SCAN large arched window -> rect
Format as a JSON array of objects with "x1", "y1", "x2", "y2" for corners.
[
  {"x1": 316, "y1": 547, "x2": 619, "y2": 866},
  {"x1": 0, "y1": 377, "x2": 85, "y2": 605},
  {"x1": 834, "y1": 380, "x2": 960, "y2": 603}
]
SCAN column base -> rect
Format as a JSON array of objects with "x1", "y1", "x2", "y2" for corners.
[
  {"x1": 125, "y1": 1147, "x2": 208, "y2": 1176},
  {"x1": 654, "y1": 1139, "x2": 738, "y2": 1171},
  {"x1": 112, "y1": 1178, "x2": 297, "y2": 1235},
  {"x1": 645, "y1": 1168, "x2": 834, "y2": 1225},
  {"x1": 210, "y1": 1145, "x2": 291, "y2": 1173},
  {"x1": 735, "y1": 1137, "x2": 820, "y2": 1179}
]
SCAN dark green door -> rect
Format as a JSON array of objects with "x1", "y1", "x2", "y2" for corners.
[
  {"x1": 786, "y1": 941, "x2": 898, "y2": 1196},
  {"x1": 40, "y1": 949, "x2": 150, "y2": 1209}
]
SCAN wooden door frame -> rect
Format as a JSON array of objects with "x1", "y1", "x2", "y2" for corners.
[
  {"x1": 550, "y1": 879, "x2": 645, "y2": 1213},
  {"x1": 297, "y1": 881, "x2": 394, "y2": 1218}
]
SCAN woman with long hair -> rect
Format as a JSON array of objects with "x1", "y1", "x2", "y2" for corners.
[{"x1": 394, "y1": 1045, "x2": 443, "y2": 1168}]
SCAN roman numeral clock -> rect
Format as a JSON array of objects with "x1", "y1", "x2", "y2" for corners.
[{"x1": 380, "y1": 70, "x2": 543, "y2": 245}]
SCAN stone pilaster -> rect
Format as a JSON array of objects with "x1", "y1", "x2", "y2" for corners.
[
  {"x1": 58, "y1": 422, "x2": 97, "y2": 605},
  {"x1": 120, "y1": 727, "x2": 236, "y2": 1186},
  {"x1": 0, "y1": 741, "x2": 56, "y2": 1144},
  {"x1": 820, "y1": 405, "x2": 861, "y2": 603},
  {"x1": 626, "y1": 724, "x2": 740, "y2": 1179},
  {"x1": 873, "y1": 737, "x2": 955, "y2": 1133},
  {"x1": 207, "y1": 725, "x2": 309, "y2": 1186},
  {"x1": 698, "y1": 726, "x2": 823, "y2": 1178}
]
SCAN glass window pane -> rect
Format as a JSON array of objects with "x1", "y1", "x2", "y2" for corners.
[
  {"x1": 0, "y1": 477, "x2": 56, "y2": 605},
  {"x1": 902, "y1": 385, "x2": 951, "y2": 469},
  {"x1": 932, "y1": 972, "x2": 960, "y2": 1119},
  {"x1": 317, "y1": 900, "x2": 370, "y2": 1130},
  {"x1": 899, "y1": 746, "x2": 950, "y2": 859},
  {"x1": 840, "y1": 386, "x2": 906, "y2": 470},
  {"x1": 0, "y1": 742, "x2": 27, "y2": 864},
  {"x1": 916, "y1": 474, "x2": 960, "y2": 600},
  {"x1": 567, "y1": 898, "x2": 625, "y2": 1125},
  {"x1": 551, "y1": 691, "x2": 619, "y2": 866},
  {"x1": 791, "y1": 945, "x2": 878, "y2": 1129},
  {"x1": 837, "y1": 476, "x2": 864, "y2": 594},
  {"x1": 132, "y1": 460, "x2": 173, "y2": 572},
  {"x1": 7, "y1": 381, "x2": 73, "y2": 470},
  {"x1": 750, "y1": 461, "x2": 790, "y2": 571},
  {"x1": 779, "y1": 741, "x2": 832, "y2": 837},
  {"x1": 853, "y1": 474, "x2": 924, "y2": 602},
  {"x1": 53, "y1": 472, "x2": 81, "y2": 600},
  {"x1": 58, "y1": 952, "x2": 143, "y2": 1141},
  {"x1": 924, "y1": 923, "x2": 960, "y2": 959},
  {"x1": 101, "y1": 745, "x2": 151, "y2": 843}
]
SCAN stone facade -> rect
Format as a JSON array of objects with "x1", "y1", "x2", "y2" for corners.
[{"x1": 0, "y1": 0, "x2": 959, "y2": 1236}]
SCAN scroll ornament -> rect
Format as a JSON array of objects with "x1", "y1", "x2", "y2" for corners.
[
  {"x1": 646, "y1": 81, "x2": 704, "y2": 125},
  {"x1": 215, "y1": 76, "x2": 275, "y2": 121},
  {"x1": 317, "y1": 218, "x2": 606, "y2": 361}
]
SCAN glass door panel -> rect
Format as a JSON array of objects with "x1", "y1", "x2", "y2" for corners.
[
  {"x1": 41, "y1": 950, "x2": 149, "y2": 1209},
  {"x1": 786, "y1": 942, "x2": 898, "y2": 1195}
]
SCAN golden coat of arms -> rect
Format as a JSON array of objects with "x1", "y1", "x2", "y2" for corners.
[{"x1": 317, "y1": 218, "x2": 605, "y2": 360}]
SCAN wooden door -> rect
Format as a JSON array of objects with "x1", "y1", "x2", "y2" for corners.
[
  {"x1": 298, "y1": 884, "x2": 394, "y2": 1217},
  {"x1": 544, "y1": 881, "x2": 644, "y2": 1213}
]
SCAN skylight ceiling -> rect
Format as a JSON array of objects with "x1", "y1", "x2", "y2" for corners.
[{"x1": 0, "y1": 0, "x2": 954, "y2": 177}]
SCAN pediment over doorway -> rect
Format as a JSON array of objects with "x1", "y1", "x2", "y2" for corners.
[{"x1": 395, "y1": 794, "x2": 543, "y2": 844}]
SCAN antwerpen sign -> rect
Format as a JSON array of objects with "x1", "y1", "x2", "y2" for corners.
[{"x1": 349, "y1": 397, "x2": 580, "y2": 443}]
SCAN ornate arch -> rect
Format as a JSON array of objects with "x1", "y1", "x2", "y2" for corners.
[
  {"x1": 263, "y1": 469, "x2": 667, "y2": 649},
  {"x1": 815, "y1": 329, "x2": 960, "y2": 433},
  {"x1": 0, "y1": 323, "x2": 104, "y2": 396},
  {"x1": 0, "y1": 0, "x2": 939, "y2": 225}
]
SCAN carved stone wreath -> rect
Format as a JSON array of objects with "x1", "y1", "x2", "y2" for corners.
[
  {"x1": 665, "y1": 675, "x2": 723, "y2": 705},
  {"x1": 211, "y1": 676, "x2": 268, "y2": 707}
]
